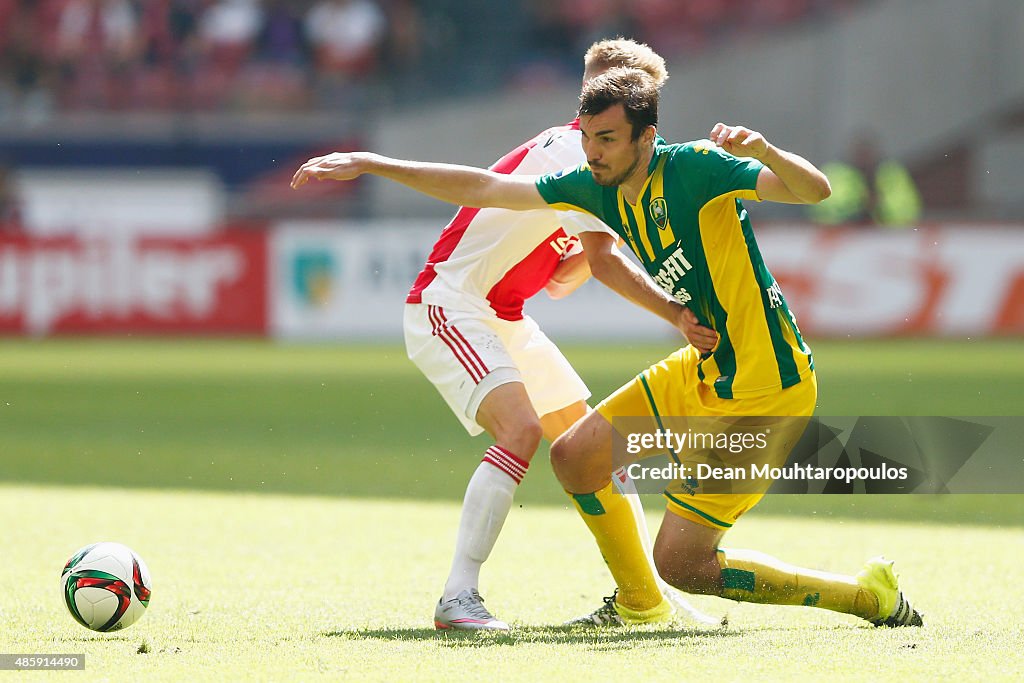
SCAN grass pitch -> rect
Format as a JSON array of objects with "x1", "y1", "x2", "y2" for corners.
[
  {"x1": 2, "y1": 485, "x2": 1022, "y2": 681},
  {"x1": 1, "y1": 338, "x2": 1023, "y2": 680}
]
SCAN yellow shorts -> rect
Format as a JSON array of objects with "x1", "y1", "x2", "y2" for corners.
[{"x1": 597, "y1": 345, "x2": 817, "y2": 530}]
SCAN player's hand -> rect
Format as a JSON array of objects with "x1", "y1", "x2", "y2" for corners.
[
  {"x1": 676, "y1": 307, "x2": 718, "y2": 354},
  {"x1": 710, "y1": 123, "x2": 769, "y2": 160},
  {"x1": 291, "y1": 152, "x2": 367, "y2": 189}
]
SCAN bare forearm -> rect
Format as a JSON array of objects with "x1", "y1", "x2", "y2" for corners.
[
  {"x1": 291, "y1": 151, "x2": 546, "y2": 210},
  {"x1": 710, "y1": 123, "x2": 830, "y2": 205},
  {"x1": 364, "y1": 154, "x2": 516, "y2": 208},
  {"x1": 588, "y1": 251, "x2": 682, "y2": 326},
  {"x1": 759, "y1": 145, "x2": 831, "y2": 204},
  {"x1": 580, "y1": 233, "x2": 719, "y2": 352}
]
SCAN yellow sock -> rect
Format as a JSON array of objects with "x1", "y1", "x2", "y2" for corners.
[
  {"x1": 718, "y1": 548, "x2": 879, "y2": 619},
  {"x1": 569, "y1": 481, "x2": 663, "y2": 611}
]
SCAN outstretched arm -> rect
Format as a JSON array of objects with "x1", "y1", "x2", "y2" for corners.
[
  {"x1": 579, "y1": 232, "x2": 719, "y2": 354},
  {"x1": 709, "y1": 123, "x2": 831, "y2": 205},
  {"x1": 291, "y1": 152, "x2": 548, "y2": 210}
]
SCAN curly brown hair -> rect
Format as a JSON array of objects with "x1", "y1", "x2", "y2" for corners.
[{"x1": 579, "y1": 67, "x2": 659, "y2": 141}]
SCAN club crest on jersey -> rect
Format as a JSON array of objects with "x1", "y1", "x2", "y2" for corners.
[{"x1": 650, "y1": 197, "x2": 669, "y2": 230}]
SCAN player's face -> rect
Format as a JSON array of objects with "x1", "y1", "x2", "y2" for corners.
[{"x1": 580, "y1": 104, "x2": 647, "y2": 187}]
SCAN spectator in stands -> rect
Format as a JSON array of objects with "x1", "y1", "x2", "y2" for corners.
[
  {"x1": 0, "y1": 0, "x2": 865, "y2": 115},
  {"x1": 55, "y1": 0, "x2": 143, "y2": 109},
  {"x1": 0, "y1": 0, "x2": 57, "y2": 120},
  {"x1": 197, "y1": 0, "x2": 263, "y2": 70},
  {"x1": 166, "y1": 0, "x2": 204, "y2": 66},
  {"x1": 378, "y1": 0, "x2": 421, "y2": 74},
  {"x1": 809, "y1": 131, "x2": 922, "y2": 227},
  {"x1": 305, "y1": 0, "x2": 386, "y2": 79},
  {"x1": 235, "y1": 0, "x2": 311, "y2": 110},
  {"x1": 191, "y1": 0, "x2": 264, "y2": 108},
  {"x1": 133, "y1": 0, "x2": 191, "y2": 109},
  {"x1": 56, "y1": 0, "x2": 141, "y2": 63},
  {"x1": 257, "y1": 0, "x2": 309, "y2": 66},
  {"x1": 138, "y1": 0, "x2": 201, "y2": 68},
  {"x1": 304, "y1": 0, "x2": 387, "y2": 109}
]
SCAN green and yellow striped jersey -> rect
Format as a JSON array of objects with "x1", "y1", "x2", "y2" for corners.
[{"x1": 536, "y1": 140, "x2": 813, "y2": 399}]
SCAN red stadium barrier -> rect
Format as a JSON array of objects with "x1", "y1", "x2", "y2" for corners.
[
  {"x1": 760, "y1": 226, "x2": 1024, "y2": 337},
  {"x1": 2, "y1": 223, "x2": 1021, "y2": 338},
  {"x1": 0, "y1": 229, "x2": 268, "y2": 335}
]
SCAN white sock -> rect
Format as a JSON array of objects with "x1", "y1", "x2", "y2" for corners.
[{"x1": 442, "y1": 446, "x2": 528, "y2": 601}]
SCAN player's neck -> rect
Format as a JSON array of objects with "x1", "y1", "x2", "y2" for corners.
[{"x1": 619, "y1": 145, "x2": 656, "y2": 205}]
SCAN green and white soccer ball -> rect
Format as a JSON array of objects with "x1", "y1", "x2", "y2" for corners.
[{"x1": 61, "y1": 542, "x2": 152, "y2": 632}]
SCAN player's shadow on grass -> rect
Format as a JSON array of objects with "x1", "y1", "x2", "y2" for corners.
[{"x1": 322, "y1": 625, "x2": 738, "y2": 649}]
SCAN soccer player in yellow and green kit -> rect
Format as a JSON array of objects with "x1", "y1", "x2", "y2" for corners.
[{"x1": 290, "y1": 67, "x2": 922, "y2": 629}]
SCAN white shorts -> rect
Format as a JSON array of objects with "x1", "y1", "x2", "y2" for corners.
[{"x1": 403, "y1": 303, "x2": 590, "y2": 436}]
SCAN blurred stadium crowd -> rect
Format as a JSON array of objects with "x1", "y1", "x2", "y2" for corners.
[
  {"x1": 1, "y1": 1, "x2": 1021, "y2": 340},
  {"x1": 0, "y1": 0, "x2": 863, "y2": 116}
]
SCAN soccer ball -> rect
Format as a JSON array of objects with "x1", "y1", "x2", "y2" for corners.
[{"x1": 61, "y1": 542, "x2": 152, "y2": 632}]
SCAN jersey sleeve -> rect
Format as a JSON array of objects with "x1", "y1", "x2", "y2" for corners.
[
  {"x1": 530, "y1": 128, "x2": 616, "y2": 237},
  {"x1": 557, "y1": 209, "x2": 616, "y2": 237},
  {"x1": 673, "y1": 141, "x2": 764, "y2": 206},
  {"x1": 535, "y1": 165, "x2": 604, "y2": 218}
]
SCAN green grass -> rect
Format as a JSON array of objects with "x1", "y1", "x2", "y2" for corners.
[
  {"x1": 1, "y1": 339, "x2": 1020, "y2": 495},
  {"x1": 1, "y1": 339, "x2": 1021, "y2": 521},
  {"x1": 1, "y1": 339, "x2": 1023, "y2": 679},
  {"x1": 2, "y1": 484, "x2": 1022, "y2": 681}
]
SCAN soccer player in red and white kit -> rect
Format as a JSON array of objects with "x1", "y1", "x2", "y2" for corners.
[{"x1": 401, "y1": 40, "x2": 708, "y2": 630}]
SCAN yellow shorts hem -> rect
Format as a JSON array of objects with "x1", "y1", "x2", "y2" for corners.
[{"x1": 664, "y1": 493, "x2": 734, "y2": 529}]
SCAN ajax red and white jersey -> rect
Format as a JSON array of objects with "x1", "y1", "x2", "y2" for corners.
[{"x1": 406, "y1": 119, "x2": 614, "y2": 321}]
